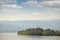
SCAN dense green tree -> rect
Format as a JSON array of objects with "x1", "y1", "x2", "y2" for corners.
[
  {"x1": 18, "y1": 28, "x2": 60, "y2": 36},
  {"x1": 55, "y1": 31, "x2": 60, "y2": 36}
]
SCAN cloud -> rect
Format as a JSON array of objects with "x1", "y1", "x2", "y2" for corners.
[
  {"x1": 44, "y1": 0, "x2": 60, "y2": 1},
  {"x1": 0, "y1": 0, "x2": 23, "y2": 21},
  {"x1": 2, "y1": 4, "x2": 23, "y2": 10},
  {"x1": 24, "y1": 0, "x2": 60, "y2": 13},
  {"x1": 0, "y1": 0, "x2": 16, "y2": 5},
  {"x1": 24, "y1": 1, "x2": 42, "y2": 7},
  {"x1": 24, "y1": 0, "x2": 60, "y2": 8},
  {"x1": 0, "y1": 11, "x2": 60, "y2": 21},
  {"x1": 0, "y1": 0, "x2": 23, "y2": 10},
  {"x1": 41, "y1": 1, "x2": 60, "y2": 8},
  {"x1": 0, "y1": 0, "x2": 60, "y2": 21}
]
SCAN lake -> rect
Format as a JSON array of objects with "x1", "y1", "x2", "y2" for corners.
[{"x1": 0, "y1": 33, "x2": 60, "y2": 40}]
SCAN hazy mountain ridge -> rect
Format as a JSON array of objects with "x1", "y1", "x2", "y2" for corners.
[{"x1": 0, "y1": 20, "x2": 60, "y2": 32}]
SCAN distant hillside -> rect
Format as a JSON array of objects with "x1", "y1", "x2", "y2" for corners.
[
  {"x1": 0, "y1": 21, "x2": 21, "y2": 32},
  {"x1": 0, "y1": 20, "x2": 60, "y2": 32}
]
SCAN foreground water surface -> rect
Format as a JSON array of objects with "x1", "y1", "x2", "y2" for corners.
[{"x1": 0, "y1": 33, "x2": 60, "y2": 40}]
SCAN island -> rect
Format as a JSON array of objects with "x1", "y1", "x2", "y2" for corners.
[{"x1": 17, "y1": 28, "x2": 60, "y2": 36}]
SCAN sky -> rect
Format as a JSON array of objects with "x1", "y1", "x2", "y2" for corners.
[{"x1": 0, "y1": 0, "x2": 60, "y2": 21}]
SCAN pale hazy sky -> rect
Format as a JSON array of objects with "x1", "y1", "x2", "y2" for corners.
[{"x1": 0, "y1": 0, "x2": 60, "y2": 21}]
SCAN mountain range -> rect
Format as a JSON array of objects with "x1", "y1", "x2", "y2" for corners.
[{"x1": 0, "y1": 20, "x2": 60, "y2": 32}]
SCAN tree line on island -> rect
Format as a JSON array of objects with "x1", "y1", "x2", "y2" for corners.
[{"x1": 18, "y1": 28, "x2": 60, "y2": 36}]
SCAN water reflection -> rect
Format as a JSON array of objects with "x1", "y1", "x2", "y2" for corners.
[{"x1": 0, "y1": 33, "x2": 60, "y2": 40}]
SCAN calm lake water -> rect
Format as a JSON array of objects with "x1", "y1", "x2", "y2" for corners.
[{"x1": 0, "y1": 33, "x2": 60, "y2": 40}]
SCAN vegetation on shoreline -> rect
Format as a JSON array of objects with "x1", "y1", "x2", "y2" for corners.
[{"x1": 17, "y1": 28, "x2": 60, "y2": 36}]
